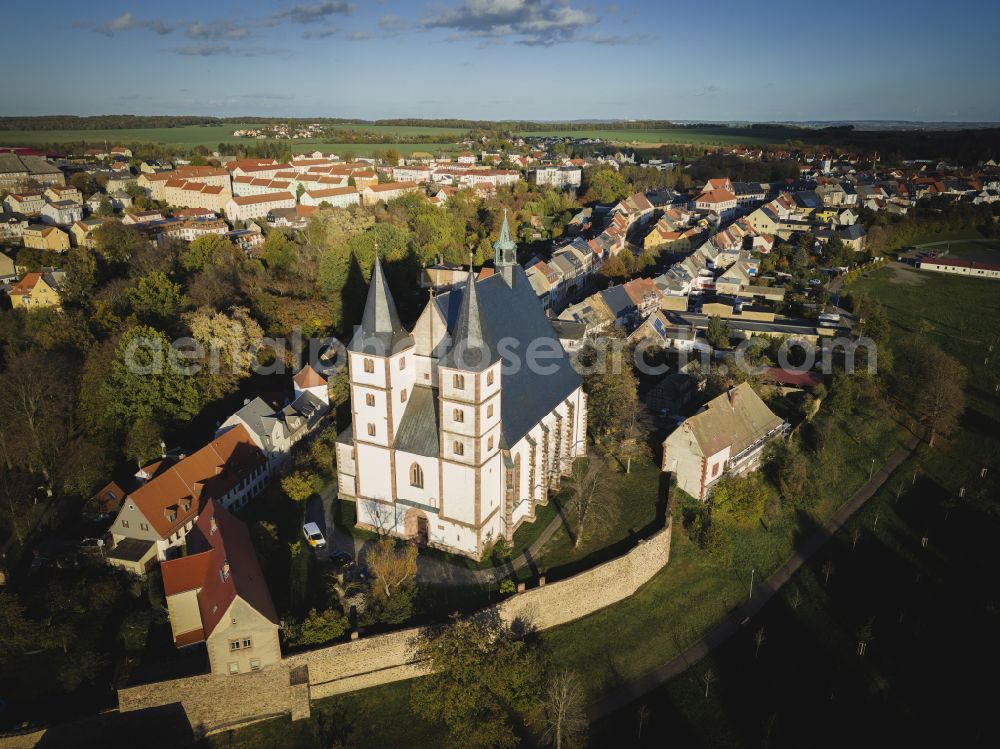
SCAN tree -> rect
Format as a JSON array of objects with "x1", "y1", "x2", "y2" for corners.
[
  {"x1": 705, "y1": 314, "x2": 731, "y2": 350},
  {"x1": 701, "y1": 668, "x2": 716, "y2": 698},
  {"x1": 128, "y1": 272, "x2": 185, "y2": 329},
  {"x1": 92, "y1": 220, "x2": 145, "y2": 264},
  {"x1": 261, "y1": 230, "x2": 298, "y2": 276},
  {"x1": 179, "y1": 233, "x2": 233, "y2": 273},
  {"x1": 411, "y1": 610, "x2": 545, "y2": 749},
  {"x1": 365, "y1": 538, "x2": 418, "y2": 603},
  {"x1": 567, "y1": 455, "x2": 618, "y2": 549},
  {"x1": 0, "y1": 350, "x2": 66, "y2": 486},
  {"x1": 0, "y1": 591, "x2": 35, "y2": 660},
  {"x1": 614, "y1": 399, "x2": 649, "y2": 474},
  {"x1": 60, "y1": 247, "x2": 98, "y2": 309},
  {"x1": 894, "y1": 338, "x2": 966, "y2": 447},
  {"x1": 104, "y1": 325, "x2": 203, "y2": 427},
  {"x1": 821, "y1": 559, "x2": 836, "y2": 586},
  {"x1": 598, "y1": 253, "x2": 628, "y2": 282},
  {"x1": 754, "y1": 626, "x2": 767, "y2": 659},
  {"x1": 281, "y1": 470, "x2": 316, "y2": 502},
  {"x1": 125, "y1": 418, "x2": 163, "y2": 467},
  {"x1": 584, "y1": 338, "x2": 638, "y2": 442},
  {"x1": 584, "y1": 167, "x2": 627, "y2": 204},
  {"x1": 284, "y1": 608, "x2": 349, "y2": 647},
  {"x1": 96, "y1": 197, "x2": 115, "y2": 217},
  {"x1": 183, "y1": 305, "x2": 264, "y2": 399},
  {"x1": 541, "y1": 669, "x2": 587, "y2": 749},
  {"x1": 711, "y1": 472, "x2": 775, "y2": 525}
]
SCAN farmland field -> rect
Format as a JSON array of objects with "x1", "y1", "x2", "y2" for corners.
[
  {"x1": 0, "y1": 122, "x2": 464, "y2": 152},
  {"x1": 514, "y1": 125, "x2": 801, "y2": 147}
]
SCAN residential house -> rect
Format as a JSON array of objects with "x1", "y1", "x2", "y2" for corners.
[
  {"x1": 533, "y1": 165, "x2": 582, "y2": 189},
  {"x1": 8, "y1": 270, "x2": 64, "y2": 309},
  {"x1": 661, "y1": 382, "x2": 788, "y2": 500},
  {"x1": 40, "y1": 200, "x2": 82, "y2": 226},
  {"x1": 71, "y1": 218, "x2": 106, "y2": 248},
  {"x1": 160, "y1": 500, "x2": 280, "y2": 675},
  {"x1": 361, "y1": 181, "x2": 420, "y2": 206},
  {"x1": 0, "y1": 251, "x2": 15, "y2": 282},
  {"x1": 0, "y1": 212, "x2": 28, "y2": 241},
  {"x1": 300, "y1": 186, "x2": 361, "y2": 208},
  {"x1": 163, "y1": 180, "x2": 231, "y2": 214},
  {"x1": 224, "y1": 192, "x2": 296, "y2": 222},
  {"x1": 918, "y1": 255, "x2": 1000, "y2": 280},
  {"x1": 122, "y1": 209, "x2": 165, "y2": 226},
  {"x1": 216, "y1": 366, "x2": 329, "y2": 472},
  {"x1": 44, "y1": 185, "x2": 83, "y2": 204},
  {"x1": 22, "y1": 224, "x2": 69, "y2": 251},
  {"x1": 105, "y1": 424, "x2": 268, "y2": 574},
  {"x1": 4, "y1": 193, "x2": 45, "y2": 215},
  {"x1": 0, "y1": 153, "x2": 65, "y2": 189}
]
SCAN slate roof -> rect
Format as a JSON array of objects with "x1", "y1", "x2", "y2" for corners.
[
  {"x1": 394, "y1": 386, "x2": 441, "y2": 457},
  {"x1": 433, "y1": 266, "x2": 581, "y2": 447},
  {"x1": 349, "y1": 254, "x2": 414, "y2": 355},
  {"x1": 441, "y1": 268, "x2": 498, "y2": 371}
]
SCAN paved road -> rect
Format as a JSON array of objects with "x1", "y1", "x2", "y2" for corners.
[
  {"x1": 587, "y1": 434, "x2": 921, "y2": 722},
  {"x1": 304, "y1": 483, "x2": 573, "y2": 587}
]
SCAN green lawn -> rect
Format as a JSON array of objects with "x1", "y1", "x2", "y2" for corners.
[{"x1": 589, "y1": 264, "x2": 1000, "y2": 747}]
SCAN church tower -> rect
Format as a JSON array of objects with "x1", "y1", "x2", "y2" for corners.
[
  {"x1": 437, "y1": 264, "x2": 504, "y2": 552},
  {"x1": 493, "y1": 209, "x2": 517, "y2": 287},
  {"x1": 347, "y1": 254, "x2": 414, "y2": 504}
]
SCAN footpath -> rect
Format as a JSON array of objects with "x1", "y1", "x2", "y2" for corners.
[{"x1": 588, "y1": 434, "x2": 921, "y2": 721}]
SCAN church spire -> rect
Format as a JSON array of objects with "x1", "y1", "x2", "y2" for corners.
[
  {"x1": 349, "y1": 253, "x2": 411, "y2": 354},
  {"x1": 443, "y1": 261, "x2": 495, "y2": 371},
  {"x1": 493, "y1": 208, "x2": 517, "y2": 287}
]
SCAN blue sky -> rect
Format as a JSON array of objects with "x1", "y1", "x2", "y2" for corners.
[{"x1": 4, "y1": 0, "x2": 1000, "y2": 122}]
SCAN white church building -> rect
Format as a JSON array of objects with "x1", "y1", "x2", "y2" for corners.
[{"x1": 336, "y1": 214, "x2": 588, "y2": 559}]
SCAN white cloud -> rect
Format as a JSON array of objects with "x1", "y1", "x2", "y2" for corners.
[{"x1": 423, "y1": 0, "x2": 599, "y2": 45}]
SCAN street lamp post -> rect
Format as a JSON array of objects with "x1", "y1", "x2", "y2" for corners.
[
  {"x1": 749, "y1": 567, "x2": 756, "y2": 600},
  {"x1": 869, "y1": 457, "x2": 876, "y2": 482}
]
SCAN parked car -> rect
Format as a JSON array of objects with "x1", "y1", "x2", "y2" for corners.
[{"x1": 302, "y1": 522, "x2": 326, "y2": 549}]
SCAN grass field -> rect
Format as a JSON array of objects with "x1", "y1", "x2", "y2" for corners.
[
  {"x1": 587, "y1": 266, "x2": 1000, "y2": 747},
  {"x1": 514, "y1": 125, "x2": 800, "y2": 147},
  {"x1": 0, "y1": 122, "x2": 464, "y2": 155}
]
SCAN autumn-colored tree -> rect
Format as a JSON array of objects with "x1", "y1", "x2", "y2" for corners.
[{"x1": 365, "y1": 537, "x2": 418, "y2": 605}]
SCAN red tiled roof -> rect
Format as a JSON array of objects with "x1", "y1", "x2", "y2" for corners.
[
  {"x1": 293, "y1": 364, "x2": 326, "y2": 389},
  {"x1": 762, "y1": 367, "x2": 823, "y2": 389},
  {"x1": 127, "y1": 424, "x2": 264, "y2": 538},
  {"x1": 9, "y1": 272, "x2": 42, "y2": 295},
  {"x1": 366, "y1": 181, "x2": 418, "y2": 192},
  {"x1": 160, "y1": 500, "x2": 277, "y2": 645},
  {"x1": 90, "y1": 481, "x2": 126, "y2": 514},
  {"x1": 230, "y1": 192, "x2": 294, "y2": 206},
  {"x1": 306, "y1": 186, "x2": 358, "y2": 198}
]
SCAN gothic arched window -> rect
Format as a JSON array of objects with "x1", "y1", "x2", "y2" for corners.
[{"x1": 410, "y1": 463, "x2": 424, "y2": 488}]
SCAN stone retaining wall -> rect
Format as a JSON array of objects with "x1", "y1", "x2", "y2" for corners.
[{"x1": 115, "y1": 519, "x2": 673, "y2": 733}]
